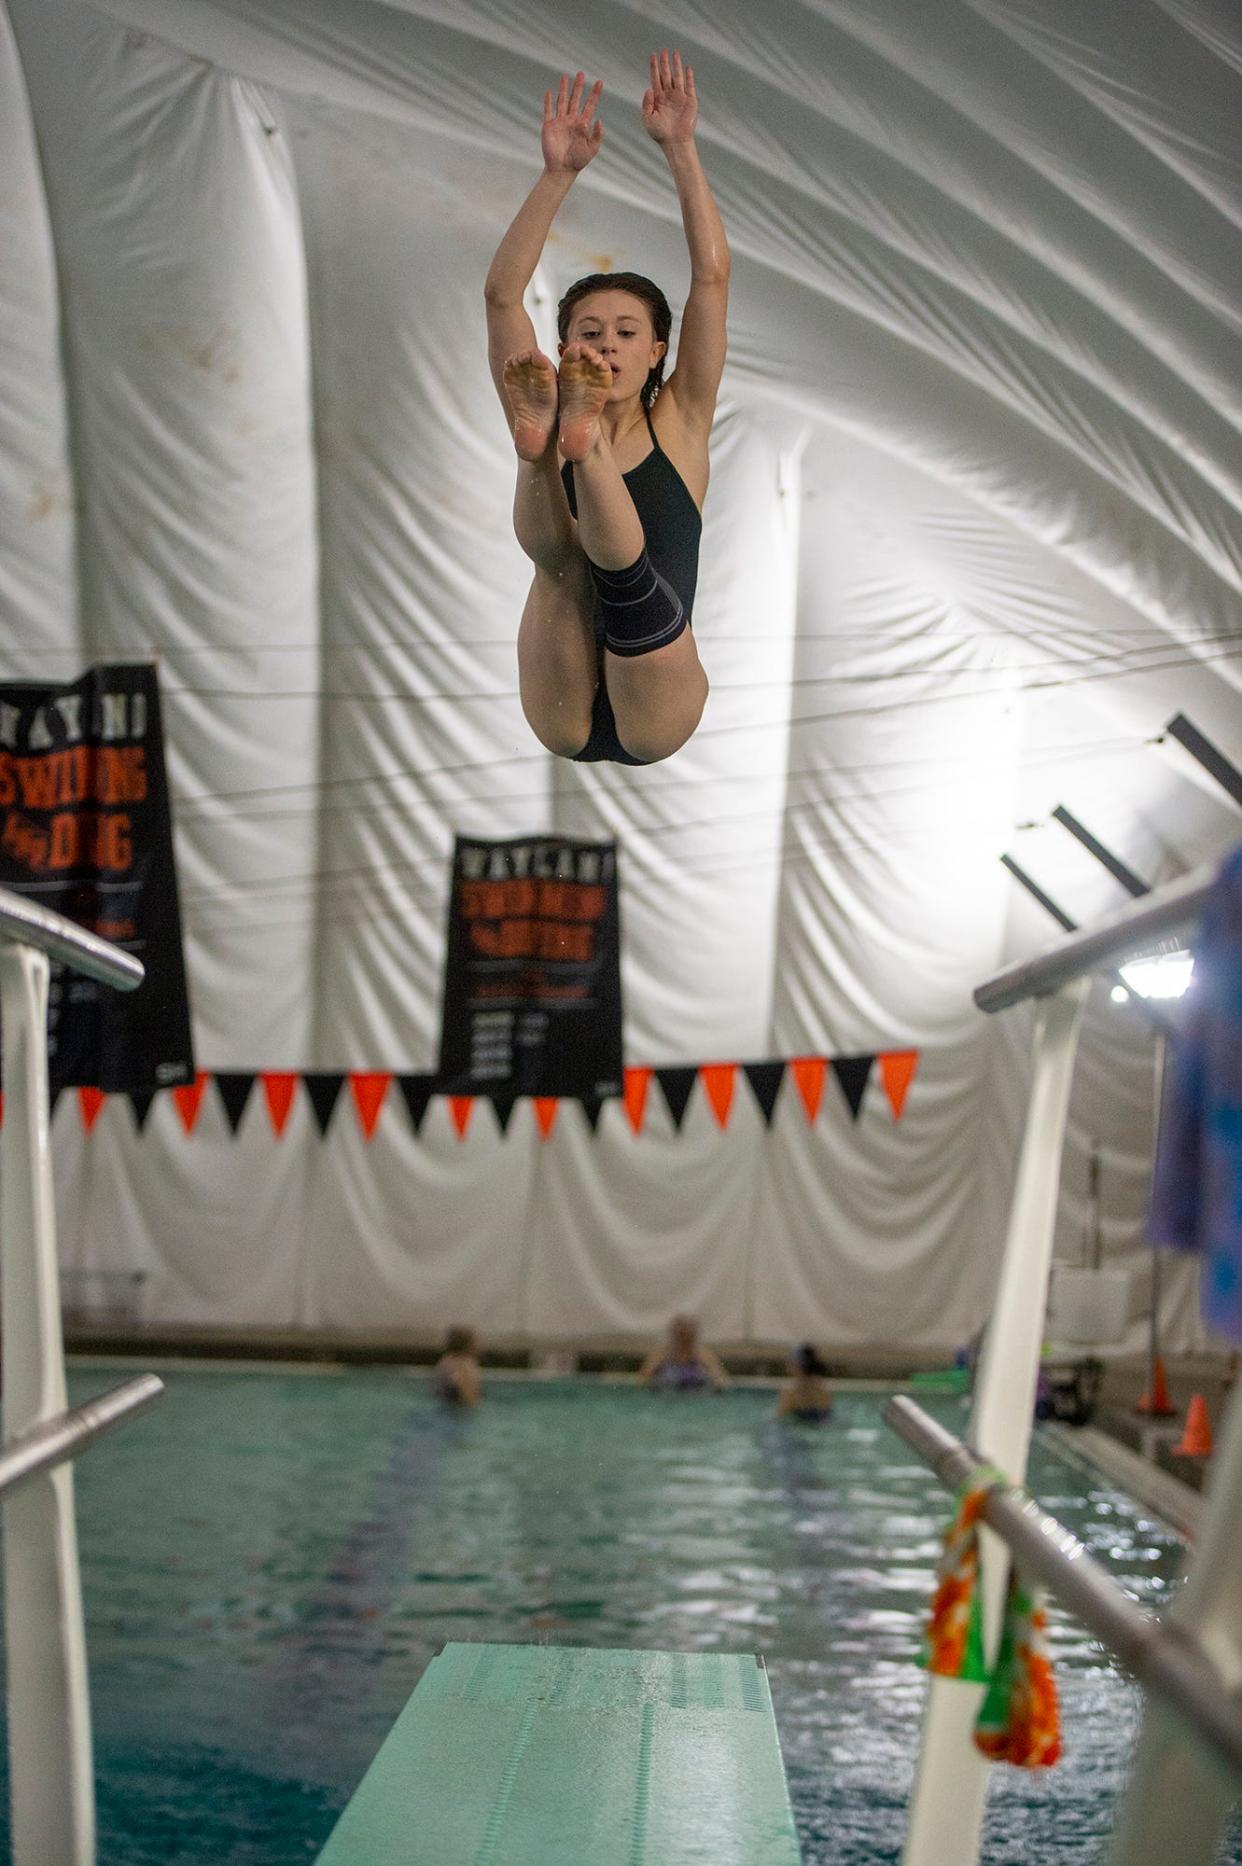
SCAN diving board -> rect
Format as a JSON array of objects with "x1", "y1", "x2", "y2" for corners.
[{"x1": 315, "y1": 1642, "x2": 803, "y2": 1864}]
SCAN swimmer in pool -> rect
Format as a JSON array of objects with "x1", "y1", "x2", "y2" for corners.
[
  {"x1": 484, "y1": 52, "x2": 729, "y2": 765},
  {"x1": 776, "y1": 1344, "x2": 833, "y2": 1422},
  {"x1": 434, "y1": 1326, "x2": 483, "y2": 1407},
  {"x1": 639, "y1": 1314, "x2": 729, "y2": 1392}
]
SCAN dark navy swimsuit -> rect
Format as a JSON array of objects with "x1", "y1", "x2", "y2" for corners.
[{"x1": 561, "y1": 409, "x2": 703, "y2": 765}]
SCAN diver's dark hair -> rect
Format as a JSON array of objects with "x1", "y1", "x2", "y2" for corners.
[
  {"x1": 445, "y1": 1325, "x2": 476, "y2": 1356},
  {"x1": 795, "y1": 1343, "x2": 828, "y2": 1378},
  {"x1": 557, "y1": 272, "x2": 672, "y2": 410}
]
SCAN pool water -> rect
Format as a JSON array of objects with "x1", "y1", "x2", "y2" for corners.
[{"x1": 0, "y1": 1368, "x2": 1238, "y2": 1865}]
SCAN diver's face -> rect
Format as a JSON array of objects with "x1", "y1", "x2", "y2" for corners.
[{"x1": 562, "y1": 292, "x2": 665, "y2": 399}]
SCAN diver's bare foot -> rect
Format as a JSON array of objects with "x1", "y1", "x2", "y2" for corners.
[
  {"x1": 557, "y1": 344, "x2": 613, "y2": 461},
  {"x1": 503, "y1": 350, "x2": 559, "y2": 460}
]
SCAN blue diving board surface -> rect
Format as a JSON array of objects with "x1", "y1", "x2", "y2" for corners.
[{"x1": 315, "y1": 1641, "x2": 804, "y2": 1864}]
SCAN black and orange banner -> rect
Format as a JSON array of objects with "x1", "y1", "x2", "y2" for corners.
[
  {"x1": 28, "y1": 1051, "x2": 921, "y2": 1140},
  {"x1": 0, "y1": 664, "x2": 194, "y2": 1095},
  {"x1": 436, "y1": 834, "x2": 622, "y2": 1101}
]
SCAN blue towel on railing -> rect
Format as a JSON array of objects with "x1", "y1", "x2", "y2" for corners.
[{"x1": 1148, "y1": 842, "x2": 1242, "y2": 1345}]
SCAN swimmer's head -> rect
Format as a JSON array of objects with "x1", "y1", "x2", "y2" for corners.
[
  {"x1": 445, "y1": 1324, "x2": 478, "y2": 1357},
  {"x1": 557, "y1": 273, "x2": 671, "y2": 409},
  {"x1": 793, "y1": 1343, "x2": 827, "y2": 1378},
  {"x1": 669, "y1": 1313, "x2": 699, "y2": 1353}
]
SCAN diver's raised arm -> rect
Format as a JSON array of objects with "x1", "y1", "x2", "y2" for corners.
[
  {"x1": 484, "y1": 73, "x2": 603, "y2": 310},
  {"x1": 644, "y1": 50, "x2": 729, "y2": 428},
  {"x1": 485, "y1": 73, "x2": 604, "y2": 415}
]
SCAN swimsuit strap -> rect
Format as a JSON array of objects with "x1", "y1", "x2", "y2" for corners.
[{"x1": 644, "y1": 407, "x2": 661, "y2": 454}]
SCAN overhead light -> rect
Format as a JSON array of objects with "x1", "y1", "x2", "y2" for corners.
[
  {"x1": 1110, "y1": 984, "x2": 1129, "y2": 1004},
  {"x1": 1117, "y1": 950, "x2": 1194, "y2": 1001}
]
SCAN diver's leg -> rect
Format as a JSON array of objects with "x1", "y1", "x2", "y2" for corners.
[
  {"x1": 503, "y1": 350, "x2": 599, "y2": 756},
  {"x1": 516, "y1": 557, "x2": 599, "y2": 758},
  {"x1": 605, "y1": 629, "x2": 709, "y2": 763},
  {"x1": 504, "y1": 351, "x2": 575, "y2": 568},
  {"x1": 557, "y1": 344, "x2": 709, "y2": 762}
]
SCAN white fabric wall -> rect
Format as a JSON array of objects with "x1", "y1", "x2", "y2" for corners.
[{"x1": 2, "y1": 0, "x2": 1240, "y2": 1350}]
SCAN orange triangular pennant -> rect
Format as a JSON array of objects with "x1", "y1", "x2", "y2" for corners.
[
  {"x1": 533, "y1": 1097, "x2": 559, "y2": 1139},
  {"x1": 789, "y1": 1057, "x2": 826, "y2": 1123},
  {"x1": 448, "y1": 1095, "x2": 474, "y2": 1139},
  {"x1": 173, "y1": 1073, "x2": 210, "y2": 1135},
  {"x1": 623, "y1": 1066, "x2": 652, "y2": 1135},
  {"x1": 261, "y1": 1072, "x2": 298, "y2": 1137},
  {"x1": 78, "y1": 1086, "x2": 106, "y2": 1134},
  {"x1": 349, "y1": 1072, "x2": 391, "y2": 1140},
  {"x1": 879, "y1": 1050, "x2": 920, "y2": 1122},
  {"x1": 700, "y1": 1064, "x2": 737, "y2": 1130}
]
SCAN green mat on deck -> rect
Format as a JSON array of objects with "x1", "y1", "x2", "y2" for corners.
[{"x1": 316, "y1": 1642, "x2": 803, "y2": 1864}]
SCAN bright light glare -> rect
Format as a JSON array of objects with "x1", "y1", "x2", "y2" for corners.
[
  {"x1": 1110, "y1": 984, "x2": 1129, "y2": 1003},
  {"x1": 1118, "y1": 951, "x2": 1194, "y2": 1000}
]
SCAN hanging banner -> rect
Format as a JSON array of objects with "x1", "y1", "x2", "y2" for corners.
[
  {"x1": 0, "y1": 663, "x2": 194, "y2": 1095},
  {"x1": 437, "y1": 834, "x2": 622, "y2": 1100}
]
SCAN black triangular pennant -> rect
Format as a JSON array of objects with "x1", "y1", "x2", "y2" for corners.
[
  {"x1": 128, "y1": 1088, "x2": 157, "y2": 1132},
  {"x1": 490, "y1": 1090, "x2": 517, "y2": 1135},
  {"x1": 304, "y1": 1073, "x2": 345, "y2": 1136},
  {"x1": 743, "y1": 1062, "x2": 786, "y2": 1127},
  {"x1": 397, "y1": 1074, "x2": 436, "y2": 1134},
  {"x1": 656, "y1": 1066, "x2": 697, "y2": 1130},
  {"x1": 215, "y1": 1073, "x2": 256, "y2": 1134},
  {"x1": 578, "y1": 1094, "x2": 604, "y2": 1132},
  {"x1": 832, "y1": 1054, "x2": 874, "y2": 1121}
]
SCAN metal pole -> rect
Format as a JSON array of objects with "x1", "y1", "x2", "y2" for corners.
[
  {"x1": 884, "y1": 1397, "x2": 1242, "y2": 1779},
  {"x1": 0, "y1": 940, "x2": 95, "y2": 1866},
  {"x1": 1144, "y1": 1035, "x2": 1171, "y2": 1417},
  {"x1": 901, "y1": 980, "x2": 1088, "y2": 1866},
  {"x1": 0, "y1": 1378, "x2": 164, "y2": 1501},
  {"x1": 976, "y1": 865, "x2": 1214, "y2": 1013},
  {"x1": 0, "y1": 886, "x2": 143, "y2": 992}
]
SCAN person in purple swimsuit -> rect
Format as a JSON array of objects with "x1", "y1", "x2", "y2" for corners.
[
  {"x1": 639, "y1": 1315, "x2": 729, "y2": 1392},
  {"x1": 484, "y1": 53, "x2": 729, "y2": 765},
  {"x1": 1148, "y1": 842, "x2": 1242, "y2": 1347}
]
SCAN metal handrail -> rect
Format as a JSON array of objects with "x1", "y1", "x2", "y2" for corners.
[
  {"x1": 884, "y1": 1396, "x2": 1242, "y2": 1779},
  {"x1": 975, "y1": 863, "x2": 1215, "y2": 1014},
  {"x1": 0, "y1": 1378, "x2": 164, "y2": 1501},
  {"x1": 0, "y1": 886, "x2": 144, "y2": 992}
]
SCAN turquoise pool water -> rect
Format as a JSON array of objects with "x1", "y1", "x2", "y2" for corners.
[{"x1": 0, "y1": 1368, "x2": 1237, "y2": 1864}]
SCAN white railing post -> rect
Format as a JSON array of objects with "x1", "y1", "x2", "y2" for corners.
[
  {"x1": 0, "y1": 940, "x2": 95, "y2": 1866},
  {"x1": 1106, "y1": 1377, "x2": 1242, "y2": 1866},
  {"x1": 902, "y1": 979, "x2": 1088, "y2": 1866}
]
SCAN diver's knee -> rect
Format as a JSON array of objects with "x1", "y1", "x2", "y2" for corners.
[{"x1": 524, "y1": 702, "x2": 595, "y2": 761}]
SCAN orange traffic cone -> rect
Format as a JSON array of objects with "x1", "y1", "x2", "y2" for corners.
[
  {"x1": 1174, "y1": 1394, "x2": 1213, "y2": 1457},
  {"x1": 1136, "y1": 1355, "x2": 1175, "y2": 1417}
]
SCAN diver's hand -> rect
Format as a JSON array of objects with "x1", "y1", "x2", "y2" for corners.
[
  {"x1": 642, "y1": 48, "x2": 697, "y2": 146},
  {"x1": 542, "y1": 72, "x2": 604, "y2": 173}
]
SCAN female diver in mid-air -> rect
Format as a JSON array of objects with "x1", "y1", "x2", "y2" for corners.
[{"x1": 484, "y1": 52, "x2": 730, "y2": 765}]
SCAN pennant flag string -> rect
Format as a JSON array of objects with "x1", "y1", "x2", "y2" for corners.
[
  {"x1": 261, "y1": 1073, "x2": 298, "y2": 1138},
  {"x1": 623, "y1": 1066, "x2": 652, "y2": 1135},
  {"x1": 304, "y1": 1073, "x2": 345, "y2": 1137},
  {"x1": 173, "y1": 1072, "x2": 210, "y2": 1136},
  {"x1": 879, "y1": 1050, "x2": 919, "y2": 1122},
  {"x1": 66, "y1": 1050, "x2": 920, "y2": 1140},
  {"x1": 349, "y1": 1072, "x2": 391, "y2": 1141},
  {"x1": 532, "y1": 1097, "x2": 559, "y2": 1140},
  {"x1": 700, "y1": 1063, "x2": 737, "y2": 1130},
  {"x1": 789, "y1": 1056, "x2": 827, "y2": 1124}
]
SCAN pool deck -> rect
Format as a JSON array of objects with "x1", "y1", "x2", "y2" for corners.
[{"x1": 314, "y1": 1643, "x2": 803, "y2": 1865}]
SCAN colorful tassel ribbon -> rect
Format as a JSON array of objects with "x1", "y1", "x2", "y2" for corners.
[
  {"x1": 921, "y1": 1473, "x2": 998, "y2": 1682},
  {"x1": 921, "y1": 1472, "x2": 1063, "y2": 1768},
  {"x1": 973, "y1": 1571, "x2": 1062, "y2": 1767}
]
